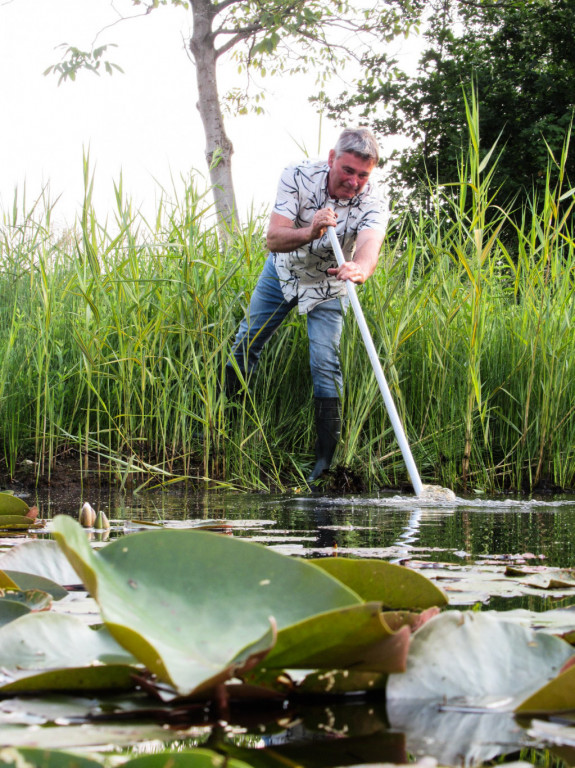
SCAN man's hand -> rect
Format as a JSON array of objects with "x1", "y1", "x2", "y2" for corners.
[
  {"x1": 309, "y1": 207, "x2": 338, "y2": 240},
  {"x1": 266, "y1": 209, "x2": 337, "y2": 253},
  {"x1": 327, "y1": 229, "x2": 385, "y2": 285},
  {"x1": 328, "y1": 261, "x2": 368, "y2": 284}
]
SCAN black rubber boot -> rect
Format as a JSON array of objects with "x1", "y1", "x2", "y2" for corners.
[
  {"x1": 307, "y1": 397, "x2": 342, "y2": 484},
  {"x1": 224, "y1": 365, "x2": 243, "y2": 399}
]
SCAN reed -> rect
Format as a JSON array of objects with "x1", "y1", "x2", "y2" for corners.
[{"x1": 0, "y1": 120, "x2": 574, "y2": 494}]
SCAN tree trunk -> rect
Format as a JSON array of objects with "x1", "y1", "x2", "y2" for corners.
[{"x1": 190, "y1": 0, "x2": 238, "y2": 232}]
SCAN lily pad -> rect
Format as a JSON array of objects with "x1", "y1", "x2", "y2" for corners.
[
  {"x1": 0, "y1": 747, "x2": 103, "y2": 768},
  {"x1": 0, "y1": 587, "x2": 52, "y2": 611},
  {"x1": 0, "y1": 515, "x2": 43, "y2": 530},
  {"x1": 0, "y1": 492, "x2": 29, "y2": 516},
  {"x1": 123, "y1": 750, "x2": 253, "y2": 768},
  {"x1": 0, "y1": 540, "x2": 81, "y2": 585},
  {"x1": 515, "y1": 663, "x2": 575, "y2": 715},
  {"x1": 0, "y1": 612, "x2": 137, "y2": 673},
  {"x1": 1, "y1": 570, "x2": 68, "y2": 601},
  {"x1": 0, "y1": 664, "x2": 139, "y2": 694},
  {"x1": 259, "y1": 602, "x2": 410, "y2": 673},
  {"x1": 0, "y1": 722, "x2": 190, "y2": 750},
  {"x1": 310, "y1": 558, "x2": 448, "y2": 610},
  {"x1": 52, "y1": 515, "x2": 364, "y2": 696},
  {"x1": 0, "y1": 570, "x2": 19, "y2": 589},
  {"x1": 0, "y1": 600, "x2": 30, "y2": 627},
  {"x1": 387, "y1": 611, "x2": 575, "y2": 707}
]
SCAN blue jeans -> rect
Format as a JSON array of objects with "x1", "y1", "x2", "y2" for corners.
[{"x1": 228, "y1": 256, "x2": 344, "y2": 398}]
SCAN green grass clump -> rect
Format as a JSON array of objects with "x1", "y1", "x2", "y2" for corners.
[{"x1": 1, "y1": 108, "x2": 575, "y2": 494}]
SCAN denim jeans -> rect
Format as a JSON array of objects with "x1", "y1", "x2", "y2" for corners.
[{"x1": 228, "y1": 255, "x2": 344, "y2": 398}]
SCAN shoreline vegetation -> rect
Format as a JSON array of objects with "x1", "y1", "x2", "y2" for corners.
[{"x1": 2, "y1": 116, "x2": 575, "y2": 496}]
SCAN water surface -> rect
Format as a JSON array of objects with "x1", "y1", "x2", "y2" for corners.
[{"x1": 4, "y1": 486, "x2": 575, "y2": 767}]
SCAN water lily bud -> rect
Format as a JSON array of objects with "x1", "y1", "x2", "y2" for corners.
[
  {"x1": 79, "y1": 502, "x2": 96, "y2": 528},
  {"x1": 95, "y1": 510, "x2": 110, "y2": 530}
]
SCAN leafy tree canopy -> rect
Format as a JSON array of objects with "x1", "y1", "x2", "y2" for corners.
[
  {"x1": 44, "y1": 0, "x2": 424, "y2": 228},
  {"x1": 322, "y1": 0, "x2": 575, "y2": 211}
]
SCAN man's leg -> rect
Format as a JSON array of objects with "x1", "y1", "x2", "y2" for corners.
[
  {"x1": 226, "y1": 256, "x2": 296, "y2": 396},
  {"x1": 306, "y1": 299, "x2": 344, "y2": 482}
]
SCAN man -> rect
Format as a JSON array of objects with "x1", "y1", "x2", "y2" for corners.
[{"x1": 226, "y1": 127, "x2": 388, "y2": 483}]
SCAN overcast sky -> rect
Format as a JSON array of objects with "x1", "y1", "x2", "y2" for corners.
[{"x1": 0, "y1": 0, "x2": 416, "y2": 229}]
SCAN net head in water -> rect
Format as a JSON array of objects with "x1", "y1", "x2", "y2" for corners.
[{"x1": 419, "y1": 484, "x2": 457, "y2": 501}]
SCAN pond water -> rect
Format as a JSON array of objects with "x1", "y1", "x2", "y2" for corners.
[{"x1": 3, "y1": 487, "x2": 575, "y2": 767}]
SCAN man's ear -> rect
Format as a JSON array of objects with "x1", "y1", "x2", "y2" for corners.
[{"x1": 327, "y1": 149, "x2": 336, "y2": 168}]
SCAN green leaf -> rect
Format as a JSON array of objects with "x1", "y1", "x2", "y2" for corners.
[
  {"x1": 257, "y1": 602, "x2": 409, "y2": 673},
  {"x1": 123, "y1": 749, "x2": 253, "y2": 768},
  {"x1": 0, "y1": 747, "x2": 103, "y2": 767},
  {"x1": 387, "y1": 611, "x2": 574, "y2": 707},
  {"x1": 0, "y1": 515, "x2": 38, "y2": 529},
  {"x1": 0, "y1": 664, "x2": 139, "y2": 694},
  {"x1": 0, "y1": 722, "x2": 183, "y2": 750},
  {"x1": 0, "y1": 571, "x2": 19, "y2": 589},
  {"x1": 0, "y1": 540, "x2": 80, "y2": 585},
  {"x1": 0, "y1": 588, "x2": 52, "y2": 611},
  {"x1": 0, "y1": 600, "x2": 30, "y2": 627},
  {"x1": 310, "y1": 558, "x2": 448, "y2": 609},
  {"x1": 515, "y1": 662, "x2": 575, "y2": 715},
  {"x1": 0, "y1": 492, "x2": 29, "y2": 516},
  {"x1": 1, "y1": 571, "x2": 68, "y2": 601},
  {"x1": 52, "y1": 515, "x2": 362, "y2": 696},
  {"x1": 0, "y1": 612, "x2": 137, "y2": 673}
]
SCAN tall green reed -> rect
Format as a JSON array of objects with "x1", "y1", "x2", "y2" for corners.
[{"x1": 1, "y1": 116, "x2": 575, "y2": 493}]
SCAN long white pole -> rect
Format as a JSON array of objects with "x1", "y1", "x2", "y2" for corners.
[{"x1": 328, "y1": 226, "x2": 424, "y2": 497}]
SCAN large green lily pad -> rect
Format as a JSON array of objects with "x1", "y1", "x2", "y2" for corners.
[
  {"x1": 52, "y1": 515, "x2": 364, "y2": 696},
  {"x1": 311, "y1": 558, "x2": 448, "y2": 609},
  {"x1": 260, "y1": 602, "x2": 410, "y2": 673},
  {"x1": 387, "y1": 611, "x2": 574, "y2": 707}
]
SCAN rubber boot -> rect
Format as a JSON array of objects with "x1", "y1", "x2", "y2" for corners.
[
  {"x1": 307, "y1": 397, "x2": 341, "y2": 484},
  {"x1": 224, "y1": 365, "x2": 243, "y2": 399}
]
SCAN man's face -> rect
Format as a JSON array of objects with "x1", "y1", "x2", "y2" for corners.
[{"x1": 327, "y1": 150, "x2": 376, "y2": 199}]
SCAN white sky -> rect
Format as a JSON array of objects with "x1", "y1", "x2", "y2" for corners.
[{"x1": 0, "y1": 0, "x2": 418, "y2": 230}]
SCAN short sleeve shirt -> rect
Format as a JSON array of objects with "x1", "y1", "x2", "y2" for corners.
[{"x1": 271, "y1": 159, "x2": 388, "y2": 314}]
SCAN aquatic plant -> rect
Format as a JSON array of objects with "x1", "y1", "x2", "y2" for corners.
[
  {"x1": 0, "y1": 519, "x2": 574, "y2": 764},
  {"x1": 0, "y1": 121, "x2": 574, "y2": 492}
]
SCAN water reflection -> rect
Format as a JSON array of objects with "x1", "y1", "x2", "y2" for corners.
[
  {"x1": 7, "y1": 486, "x2": 575, "y2": 766},
  {"x1": 22, "y1": 486, "x2": 575, "y2": 569}
]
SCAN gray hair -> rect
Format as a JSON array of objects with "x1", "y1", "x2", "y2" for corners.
[{"x1": 334, "y1": 128, "x2": 379, "y2": 164}]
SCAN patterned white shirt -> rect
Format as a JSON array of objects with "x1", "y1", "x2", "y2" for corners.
[{"x1": 271, "y1": 159, "x2": 388, "y2": 314}]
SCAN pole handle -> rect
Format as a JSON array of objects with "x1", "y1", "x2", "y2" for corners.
[{"x1": 327, "y1": 225, "x2": 423, "y2": 496}]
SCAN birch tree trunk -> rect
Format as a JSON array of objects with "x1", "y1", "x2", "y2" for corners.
[{"x1": 190, "y1": 0, "x2": 238, "y2": 231}]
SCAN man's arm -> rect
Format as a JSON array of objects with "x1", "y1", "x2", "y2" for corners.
[
  {"x1": 328, "y1": 229, "x2": 385, "y2": 285},
  {"x1": 266, "y1": 210, "x2": 337, "y2": 253}
]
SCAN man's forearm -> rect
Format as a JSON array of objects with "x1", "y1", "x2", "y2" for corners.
[
  {"x1": 266, "y1": 224, "x2": 315, "y2": 253},
  {"x1": 266, "y1": 210, "x2": 337, "y2": 252}
]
